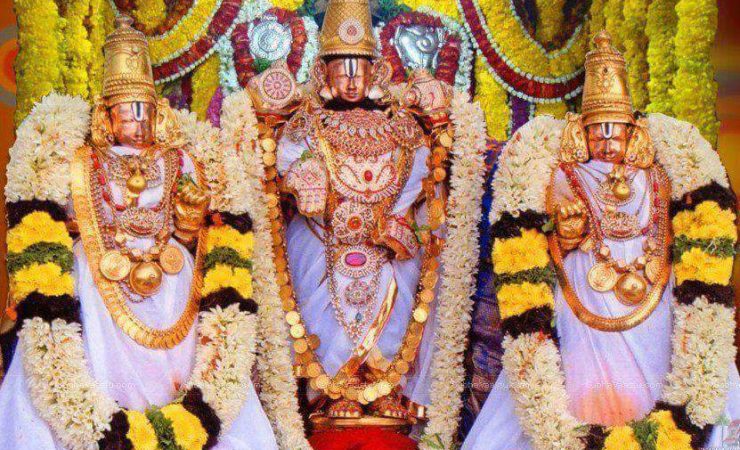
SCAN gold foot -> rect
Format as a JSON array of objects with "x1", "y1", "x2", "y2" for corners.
[
  {"x1": 326, "y1": 399, "x2": 363, "y2": 419},
  {"x1": 367, "y1": 394, "x2": 409, "y2": 420}
]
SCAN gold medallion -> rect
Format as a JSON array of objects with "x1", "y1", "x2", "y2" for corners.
[
  {"x1": 587, "y1": 262, "x2": 618, "y2": 292},
  {"x1": 159, "y1": 244, "x2": 185, "y2": 274},
  {"x1": 100, "y1": 250, "x2": 132, "y2": 281},
  {"x1": 614, "y1": 272, "x2": 647, "y2": 306},
  {"x1": 129, "y1": 262, "x2": 163, "y2": 297},
  {"x1": 645, "y1": 257, "x2": 662, "y2": 284}
]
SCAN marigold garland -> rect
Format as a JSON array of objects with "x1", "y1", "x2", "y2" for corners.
[
  {"x1": 534, "y1": 0, "x2": 565, "y2": 46},
  {"x1": 270, "y1": 0, "x2": 303, "y2": 11},
  {"x1": 603, "y1": 0, "x2": 625, "y2": 50},
  {"x1": 621, "y1": 0, "x2": 650, "y2": 110},
  {"x1": 61, "y1": 0, "x2": 94, "y2": 100},
  {"x1": 131, "y1": 0, "x2": 168, "y2": 33},
  {"x1": 535, "y1": 101, "x2": 569, "y2": 118},
  {"x1": 13, "y1": 0, "x2": 64, "y2": 125},
  {"x1": 191, "y1": 54, "x2": 222, "y2": 120},
  {"x1": 589, "y1": 0, "x2": 607, "y2": 39},
  {"x1": 88, "y1": 0, "x2": 113, "y2": 99},
  {"x1": 401, "y1": 0, "x2": 460, "y2": 20},
  {"x1": 473, "y1": 56, "x2": 510, "y2": 141},
  {"x1": 645, "y1": 0, "x2": 678, "y2": 115},
  {"x1": 671, "y1": 0, "x2": 720, "y2": 146}
]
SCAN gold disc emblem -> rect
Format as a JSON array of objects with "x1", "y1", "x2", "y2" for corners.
[
  {"x1": 130, "y1": 262, "x2": 163, "y2": 297},
  {"x1": 587, "y1": 262, "x2": 618, "y2": 292},
  {"x1": 160, "y1": 244, "x2": 185, "y2": 275},
  {"x1": 100, "y1": 250, "x2": 132, "y2": 281},
  {"x1": 614, "y1": 272, "x2": 648, "y2": 306},
  {"x1": 645, "y1": 257, "x2": 663, "y2": 285}
]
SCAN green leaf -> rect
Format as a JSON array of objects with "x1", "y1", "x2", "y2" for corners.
[
  {"x1": 146, "y1": 407, "x2": 183, "y2": 450},
  {"x1": 7, "y1": 242, "x2": 74, "y2": 274},
  {"x1": 204, "y1": 247, "x2": 253, "y2": 272}
]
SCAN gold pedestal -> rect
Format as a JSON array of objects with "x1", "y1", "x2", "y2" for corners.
[{"x1": 310, "y1": 415, "x2": 412, "y2": 434}]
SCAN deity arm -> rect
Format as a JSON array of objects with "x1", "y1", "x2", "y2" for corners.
[
  {"x1": 173, "y1": 151, "x2": 209, "y2": 248},
  {"x1": 277, "y1": 134, "x2": 328, "y2": 217},
  {"x1": 552, "y1": 167, "x2": 589, "y2": 252},
  {"x1": 374, "y1": 145, "x2": 430, "y2": 260}
]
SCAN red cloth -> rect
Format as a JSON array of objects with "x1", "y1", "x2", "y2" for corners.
[{"x1": 309, "y1": 428, "x2": 418, "y2": 450}]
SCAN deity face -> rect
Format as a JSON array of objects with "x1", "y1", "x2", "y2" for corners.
[
  {"x1": 109, "y1": 101, "x2": 155, "y2": 149},
  {"x1": 586, "y1": 122, "x2": 630, "y2": 163},
  {"x1": 325, "y1": 57, "x2": 372, "y2": 104}
]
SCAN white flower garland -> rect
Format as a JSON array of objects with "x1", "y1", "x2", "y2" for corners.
[
  {"x1": 12, "y1": 94, "x2": 260, "y2": 449},
  {"x1": 297, "y1": 17, "x2": 319, "y2": 84},
  {"x1": 490, "y1": 113, "x2": 737, "y2": 449},
  {"x1": 419, "y1": 91, "x2": 487, "y2": 449},
  {"x1": 5, "y1": 92, "x2": 90, "y2": 204},
  {"x1": 219, "y1": 90, "x2": 312, "y2": 450}
]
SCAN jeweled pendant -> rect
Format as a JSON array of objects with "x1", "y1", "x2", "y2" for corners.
[
  {"x1": 611, "y1": 180, "x2": 631, "y2": 202},
  {"x1": 129, "y1": 261, "x2": 163, "y2": 297},
  {"x1": 614, "y1": 272, "x2": 647, "y2": 306}
]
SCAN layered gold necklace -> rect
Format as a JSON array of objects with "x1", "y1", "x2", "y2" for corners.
[{"x1": 71, "y1": 145, "x2": 203, "y2": 349}]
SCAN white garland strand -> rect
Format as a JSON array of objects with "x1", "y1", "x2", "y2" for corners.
[
  {"x1": 489, "y1": 113, "x2": 737, "y2": 449},
  {"x1": 219, "y1": 90, "x2": 312, "y2": 450},
  {"x1": 5, "y1": 93, "x2": 90, "y2": 204},
  {"x1": 419, "y1": 91, "x2": 487, "y2": 449}
]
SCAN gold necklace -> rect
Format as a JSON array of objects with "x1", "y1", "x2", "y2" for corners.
[
  {"x1": 72, "y1": 145, "x2": 203, "y2": 349},
  {"x1": 547, "y1": 163, "x2": 673, "y2": 332}
]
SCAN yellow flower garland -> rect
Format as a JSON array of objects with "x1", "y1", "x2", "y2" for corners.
[
  {"x1": 88, "y1": 0, "x2": 113, "y2": 99},
  {"x1": 61, "y1": 0, "x2": 93, "y2": 100},
  {"x1": 535, "y1": 102, "x2": 569, "y2": 119},
  {"x1": 13, "y1": 0, "x2": 64, "y2": 124},
  {"x1": 603, "y1": 0, "x2": 625, "y2": 51},
  {"x1": 534, "y1": 0, "x2": 565, "y2": 46},
  {"x1": 10, "y1": 262, "x2": 75, "y2": 301},
  {"x1": 492, "y1": 229, "x2": 550, "y2": 275},
  {"x1": 674, "y1": 247, "x2": 734, "y2": 285},
  {"x1": 132, "y1": 0, "x2": 168, "y2": 33},
  {"x1": 160, "y1": 404, "x2": 209, "y2": 450},
  {"x1": 474, "y1": 57, "x2": 510, "y2": 141},
  {"x1": 147, "y1": 0, "x2": 220, "y2": 63},
  {"x1": 672, "y1": 201, "x2": 737, "y2": 241},
  {"x1": 206, "y1": 226, "x2": 254, "y2": 260},
  {"x1": 649, "y1": 411, "x2": 693, "y2": 450},
  {"x1": 125, "y1": 410, "x2": 159, "y2": 450},
  {"x1": 401, "y1": 0, "x2": 460, "y2": 20},
  {"x1": 603, "y1": 426, "x2": 641, "y2": 450},
  {"x1": 497, "y1": 282, "x2": 554, "y2": 320},
  {"x1": 621, "y1": 0, "x2": 650, "y2": 110},
  {"x1": 589, "y1": 0, "x2": 607, "y2": 40},
  {"x1": 191, "y1": 54, "x2": 221, "y2": 120},
  {"x1": 671, "y1": 0, "x2": 719, "y2": 146},
  {"x1": 645, "y1": 0, "x2": 677, "y2": 115},
  {"x1": 7, "y1": 212, "x2": 73, "y2": 254},
  {"x1": 475, "y1": 0, "x2": 587, "y2": 78},
  {"x1": 202, "y1": 264, "x2": 254, "y2": 299}
]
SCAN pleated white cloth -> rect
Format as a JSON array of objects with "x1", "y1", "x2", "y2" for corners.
[
  {"x1": 0, "y1": 146, "x2": 278, "y2": 449},
  {"x1": 277, "y1": 133, "x2": 437, "y2": 406},
  {"x1": 463, "y1": 161, "x2": 740, "y2": 450}
]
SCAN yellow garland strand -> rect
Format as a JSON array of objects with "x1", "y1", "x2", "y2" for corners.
[
  {"x1": 670, "y1": 0, "x2": 720, "y2": 146},
  {"x1": 10, "y1": 262, "x2": 75, "y2": 301},
  {"x1": 535, "y1": 102, "x2": 569, "y2": 119},
  {"x1": 603, "y1": 0, "x2": 625, "y2": 51},
  {"x1": 125, "y1": 410, "x2": 159, "y2": 450},
  {"x1": 621, "y1": 0, "x2": 650, "y2": 110},
  {"x1": 589, "y1": 0, "x2": 607, "y2": 40},
  {"x1": 534, "y1": 0, "x2": 565, "y2": 46},
  {"x1": 147, "y1": 0, "x2": 219, "y2": 63},
  {"x1": 649, "y1": 411, "x2": 693, "y2": 450},
  {"x1": 672, "y1": 201, "x2": 737, "y2": 241},
  {"x1": 497, "y1": 282, "x2": 554, "y2": 320},
  {"x1": 492, "y1": 229, "x2": 550, "y2": 274},
  {"x1": 88, "y1": 0, "x2": 113, "y2": 99},
  {"x1": 62, "y1": 0, "x2": 93, "y2": 100},
  {"x1": 206, "y1": 227, "x2": 255, "y2": 260},
  {"x1": 473, "y1": 56, "x2": 510, "y2": 141},
  {"x1": 7, "y1": 211, "x2": 73, "y2": 254},
  {"x1": 674, "y1": 247, "x2": 734, "y2": 286},
  {"x1": 132, "y1": 0, "x2": 168, "y2": 34},
  {"x1": 475, "y1": 0, "x2": 587, "y2": 78},
  {"x1": 160, "y1": 404, "x2": 209, "y2": 450},
  {"x1": 603, "y1": 426, "x2": 641, "y2": 450},
  {"x1": 645, "y1": 0, "x2": 678, "y2": 115},
  {"x1": 401, "y1": 0, "x2": 460, "y2": 19},
  {"x1": 190, "y1": 54, "x2": 221, "y2": 121},
  {"x1": 13, "y1": 0, "x2": 65, "y2": 125}
]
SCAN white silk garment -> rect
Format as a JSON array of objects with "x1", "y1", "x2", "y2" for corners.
[
  {"x1": 0, "y1": 146, "x2": 278, "y2": 450},
  {"x1": 463, "y1": 160, "x2": 740, "y2": 450},
  {"x1": 277, "y1": 132, "x2": 438, "y2": 406}
]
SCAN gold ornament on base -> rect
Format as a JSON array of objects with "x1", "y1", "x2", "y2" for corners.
[
  {"x1": 614, "y1": 272, "x2": 648, "y2": 306},
  {"x1": 129, "y1": 261, "x2": 164, "y2": 297}
]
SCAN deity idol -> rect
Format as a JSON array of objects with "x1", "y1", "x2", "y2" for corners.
[
  {"x1": 463, "y1": 32, "x2": 740, "y2": 450},
  {"x1": 242, "y1": 0, "x2": 467, "y2": 442},
  {"x1": 0, "y1": 16, "x2": 278, "y2": 449}
]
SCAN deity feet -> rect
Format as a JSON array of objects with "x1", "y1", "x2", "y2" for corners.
[
  {"x1": 368, "y1": 394, "x2": 409, "y2": 420},
  {"x1": 326, "y1": 398, "x2": 363, "y2": 418}
]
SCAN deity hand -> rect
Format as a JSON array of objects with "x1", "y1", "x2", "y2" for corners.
[
  {"x1": 174, "y1": 176, "x2": 210, "y2": 246},
  {"x1": 284, "y1": 155, "x2": 328, "y2": 217},
  {"x1": 401, "y1": 69, "x2": 453, "y2": 124},
  {"x1": 372, "y1": 215, "x2": 419, "y2": 261},
  {"x1": 555, "y1": 200, "x2": 588, "y2": 251}
]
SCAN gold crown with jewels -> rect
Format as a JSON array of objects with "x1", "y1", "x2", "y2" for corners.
[{"x1": 319, "y1": 0, "x2": 376, "y2": 58}]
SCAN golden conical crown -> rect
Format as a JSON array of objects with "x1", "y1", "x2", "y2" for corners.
[
  {"x1": 319, "y1": 0, "x2": 376, "y2": 58},
  {"x1": 102, "y1": 15, "x2": 157, "y2": 106},
  {"x1": 581, "y1": 30, "x2": 634, "y2": 126}
]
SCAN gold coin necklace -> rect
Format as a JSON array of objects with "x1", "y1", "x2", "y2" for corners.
[
  {"x1": 563, "y1": 164, "x2": 667, "y2": 307},
  {"x1": 91, "y1": 149, "x2": 185, "y2": 301}
]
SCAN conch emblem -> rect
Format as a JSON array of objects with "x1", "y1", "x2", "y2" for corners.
[{"x1": 392, "y1": 24, "x2": 445, "y2": 72}]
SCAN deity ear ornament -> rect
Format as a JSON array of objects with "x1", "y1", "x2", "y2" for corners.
[
  {"x1": 311, "y1": 58, "x2": 333, "y2": 101},
  {"x1": 624, "y1": 116, "x2": 655, "y2": 169},
  {"x1": 154, "y1": 98, "x2": 187, "y2": 150},
  {"x1": 90, "y1": 96, "x2": 115, "y2": 149},
  {"x1": 559, "y1": 112, "x2": 589, "y2": 163},
  {"x1": 368, "y1": 59, "x2": 393, "y2": 103}
]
